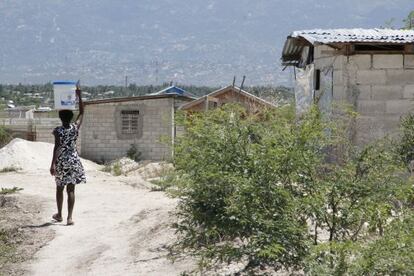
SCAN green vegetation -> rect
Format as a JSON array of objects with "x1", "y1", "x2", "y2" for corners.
[
  {"x1": 0, "y1": 230, "x2": 15, "y2": 268},
  {"x1": 150, "y1": 166, "x2": 178, "y2": 192},
  {"x1": 170, "y1": 104, "x2": 414, "y2": 274},
  {"x1": 0, "y1": 82, "x2": 293, "y2": 110},
  {"x1": 0, "y1": 166, "x2": 21, "y2": 173},
  {"x1": 398, "y1": 113, "x2": 414, "y2": 169},
  {"x1": 403, "y1": 10, "x2": 414, "y2": 29},
  {"x1": 382, "y1": 10, "x2": 414, "y2": 29},
  {"x1": 112, "y1": 163, "x2": 122, "y2": 176},
  {"x1": 100, "y1": 162, "x2": 122, "y2": 176},
  {"x1": 0, "y1": 187, "x2": 23, "y2": 195},
  {"x1": 101, "y1": 164, "x2": 112, "y2": 173},
  {"x1": 127, "y1": 144, "x2": 142, "y2": 162},
  {"x1": 0, "y1": 125, "x2": 12, "y2": 148}
]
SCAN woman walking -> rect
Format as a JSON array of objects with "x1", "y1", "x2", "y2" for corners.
[{"x1": 50, "y1": 83, "x2": 86, "y2": 225}]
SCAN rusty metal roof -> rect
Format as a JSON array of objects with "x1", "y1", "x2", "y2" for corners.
[
  {"x1": 282, "y1": 28, "x2": 414, "y2": 66},
  {"x1": 179, "y1": 85, "x2": 276, "y2": 111}
]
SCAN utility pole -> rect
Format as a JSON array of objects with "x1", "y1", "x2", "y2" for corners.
[
  {"x1": 238, "y1": 76, "x2": 246, "y2": 103},
  {"x1": 240, "y1": 75, "x2": 246, "y2": 91}
]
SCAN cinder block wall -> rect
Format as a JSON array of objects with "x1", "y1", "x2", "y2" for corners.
[
  {"x1": 0, "y1": 117, "x2": 61, "y2": 145},
  {"x1": 314, "y1": 45, "x2": 414, "y2": 145},
  {"x1": 34, "y1": 119, "x2": 61, "y2": 144},
  {"x1": 81, "y1": 98, "x2": 173, "y2": 163}
]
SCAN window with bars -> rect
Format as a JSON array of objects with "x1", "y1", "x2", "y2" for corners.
[{"x1": 121, "y1": 110, "x2": 139, "y2": 134}]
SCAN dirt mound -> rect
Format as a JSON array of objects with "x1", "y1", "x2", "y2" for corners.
[
  {"x1": 0, "y1": 138, "x2": 100, "y2": 172},
  {"x1": 128, "y1": 161, "x2": 174, "y2": 180}
]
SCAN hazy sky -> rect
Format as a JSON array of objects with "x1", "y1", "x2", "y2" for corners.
[{"x1": 0, "y1": 0, "x2": 413, "y2": 85}]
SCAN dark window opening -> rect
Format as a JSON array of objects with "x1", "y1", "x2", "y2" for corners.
[
  {"x1": 315, "y1": 69, "x2": 321, "y2": 91},
  {"x1": 121, "y1": 110, "x2": 139, "y2": 134},
  {"x1": 354, "y1": 44, "x2": 405, "y2": 52},
  {"x1": 307, "y1": 46, "x2": 315, "y2": 64}
]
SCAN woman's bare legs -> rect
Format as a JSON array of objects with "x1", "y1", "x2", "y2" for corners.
[
  {"x1": 66, "y1": 184, "x2": 75, "y2": 225},
  {"x1": 54, "y1": 186, "x2": 64, "y2": 221}
]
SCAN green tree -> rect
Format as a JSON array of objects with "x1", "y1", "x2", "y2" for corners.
[
  {"x1": 350, "y1": 213, "x2": 414, "y2": 275},
  {"x1": 172, "y1": 105, "x2": 309, "y2": 271},
  {"x1": 396, "y1": 113, "x2": 414, "y2": 169},
  {"x1": 171, "y1": 104, "x2": 413, "y2": 274},
  {"x1": 403, "y1": 10, "x2": 414, "y2": 29}
]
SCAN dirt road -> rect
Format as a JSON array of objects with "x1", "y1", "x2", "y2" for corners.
[{"x1": 0, "y1": 169, "x2": 194, "y2": 276}]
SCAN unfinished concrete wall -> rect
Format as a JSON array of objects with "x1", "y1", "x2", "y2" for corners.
[
  {"x1": 314, "y1": 45, "x2": 414, "y2": 145},
  {"x1": 34, "y1": 119, "x2": 61, "y2": 144},
  {"x1": 0, "y1": 117, "x2": 61, "y2": 145},
  {"x1": 81, "y1": 97, "x2": 174, "y2": 163}
]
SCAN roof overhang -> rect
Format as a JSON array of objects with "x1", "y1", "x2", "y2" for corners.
[{"x1": 281, "y1": 28, "x2": 414, "y2": 66}]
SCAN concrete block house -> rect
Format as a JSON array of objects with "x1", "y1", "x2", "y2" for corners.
[
  {"x1": 281, "y1": 28, "x2": 414, "y2": 144},
  {"x1": 81, "y1": 87, "x2": 194, "y2": 162}
]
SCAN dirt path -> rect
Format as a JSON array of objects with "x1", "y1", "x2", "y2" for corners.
[{"x1": 0, "y1": 170, "x2": 194, "y2": 276}]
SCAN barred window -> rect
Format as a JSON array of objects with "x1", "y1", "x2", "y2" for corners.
[{"x1": 121, "y1": 110, "x2": 139, "y2": 134}]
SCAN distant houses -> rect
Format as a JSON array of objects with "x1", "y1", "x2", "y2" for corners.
[
  {"x1": 281, "y1": 28, "x2": 414, "y2": 144},
  {"x1": 180, "y1": 85, "x2": 275, "y2": 113},
  {"x1": 81, "y1": 86, "x2": 195, "y2": 162},
  {"x1": 1, "y1": 84, "x2": 278, "y2": 161},
  {"x1": 81, "y1": 85, "x2": 274, "y2": 162}
]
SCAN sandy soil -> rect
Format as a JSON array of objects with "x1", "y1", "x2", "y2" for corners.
[
  {"x1": 0, "y1": 193, "x2": 55, "y2": 276},
  {"x1": 0, "y1": 139, "x2": 197, "y2": 275},
  {"x1": 0, "y1": 167, "x2": 196, "y2": 276},
  {"x1": 0, "y1": 139, "x2": 298, "y2": 275}
]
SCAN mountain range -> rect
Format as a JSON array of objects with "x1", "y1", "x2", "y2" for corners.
[{"x1": 0, "y1": 0, "x2": 412, "y2": 86}]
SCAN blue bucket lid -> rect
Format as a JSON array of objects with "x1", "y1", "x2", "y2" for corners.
[{"x1": 53, "y1": 81, "x2": 76, "y2": 85}]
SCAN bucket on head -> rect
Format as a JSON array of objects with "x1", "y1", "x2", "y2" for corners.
[{"x1": 53, "y1": 81, "x2": 77, "y2": 110}]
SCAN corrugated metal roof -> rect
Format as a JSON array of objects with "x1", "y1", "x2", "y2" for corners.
[
  {"x1": 179, "y1": 85, "x2": 276, "y2": 110},
  {"x1": 84, "y1": 93, "x2": 193, "y2": 105},
  {"x1": 282, "y1": 28, "x2": 414, "y2": 66},
  {"x1": 291, "y1": 28, "x2": 414, "y2": 44},
  {"x1": 150, "y1": 85, "x2": 197, "y2": 98}
]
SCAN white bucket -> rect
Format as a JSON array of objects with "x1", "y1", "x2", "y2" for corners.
[{"x1": 53, "y1": 81, "x2": 77, "y2": 110}]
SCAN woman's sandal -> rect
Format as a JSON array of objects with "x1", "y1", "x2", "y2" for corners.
[
  {"x1": 52, "y1": 213, "x2": 63, "y2": 222},
  {"x1": 67, "y1": 219, "x2": 75, "y2": 226}
]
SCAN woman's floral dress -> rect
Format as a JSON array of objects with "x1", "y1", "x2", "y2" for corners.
[{"x1": 53, "y1": 123, "x2": 86, "y2": 186}]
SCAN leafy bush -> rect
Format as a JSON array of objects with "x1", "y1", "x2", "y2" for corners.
[
  {"x1": 172, "y1": 105, "x2": 310, "y2": 270},
  {"x1": 351, "y1": 213, "x2": 414, "y2": 275},
  {"x1": 0, "y1": 187, "x2": 23, "y2": 195},
  {"x1": 127, "y1": 144, "x2": 142, "y2": 162},
  {"x1": 112, "y1": 163, "x2": 122, "y2": 176},
  {"x1": 150, "y1": 166, "x2": 178, "y2": 192},
  {"x1": 397, "y1": 113, "x2": 414, "y2": 169},
  {"x1": 100, "y1": 162, "x2": 122, "y2": 176},
  {"x1": 171, "y1": 104, "x2": 413, "y2": 274},
  {"x1": 0, "y1": 166, "x2": 20, "y2": 173},
  {"x1": 0, "y1": 126, "x2": 12, "y2": 148}
]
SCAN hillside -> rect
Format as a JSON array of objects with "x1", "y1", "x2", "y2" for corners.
[{"x1": 0, "y1": 0, "x2": 412, "y2": 86}]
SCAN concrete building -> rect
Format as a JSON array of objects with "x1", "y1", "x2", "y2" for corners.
[
  {"x1": 282, "y1": 28, "x2": 414, "y2": 144},
  {"x1": 180, "y1": 86, "x2": 275, "y2": 112},
  {"x1": 81, "y1": 93, "x2": 194, "y2": 162}
]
